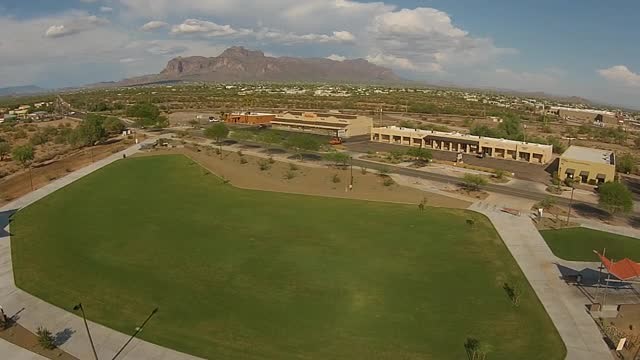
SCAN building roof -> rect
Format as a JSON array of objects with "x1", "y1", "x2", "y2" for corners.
[
  {"x1": 550, "y1": 106, "x2": 616, "y2": 116},
  {"x1": 561, "y1": 145, "x2": 614, "y2": 165},
  {"x1": 375, "y1": 126, "x2": 553, "y2": 150}
]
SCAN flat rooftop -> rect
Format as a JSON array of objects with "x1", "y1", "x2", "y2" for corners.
[
  {"x1": 375, "y1": 126, "x2": 553, "y2": 150},
  {"x1": 561, "y1": 145, "x2": 615, "y2": 165}
]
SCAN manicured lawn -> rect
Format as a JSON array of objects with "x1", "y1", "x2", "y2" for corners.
[
  {"x1": 12, "y1": 155, "x2": 564, "y2": 359},
  {"x1": 541, "y1": 227, "x2": 640, "y2": 262}
]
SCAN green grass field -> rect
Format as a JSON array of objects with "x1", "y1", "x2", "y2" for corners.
[
  {"x1": 541, "y1": 227, "x2": 640, "y2": 262},
  {"x1": 12, "y1": 155, "x2": 564, "y2": 359}
]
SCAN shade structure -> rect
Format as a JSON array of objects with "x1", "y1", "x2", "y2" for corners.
[{"x1": 596, "y1": 252, "x2": 640, "y2": 281}]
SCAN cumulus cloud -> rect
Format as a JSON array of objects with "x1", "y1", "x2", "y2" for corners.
[
  {"x1": 100, "y1": 7, "x2": 114, "y2": 13},
  {"x1": 140, "y1": 20, "x2": 169, "y2": 31},
  {"x1": 171, "y1": 19, "x2": 238, "y2": 36},
  {"x1": 119, "y1": 57, "x2": 141, "y2": 63},
  {"x1": 327, "y1": 54, "x2": 346, "y2": 61},
  {"x1": 44, "y1": 15, "x2": 109, "y2": 38},
  {"x1": 366, "y1": 7, "x2": 515, "y2": 73},
  {"x1": 170, "y1": 19, "x2": 355, "y2": 44},
  {"x1": 598, "y1": 65, "x2": 640, "y2": 87}
]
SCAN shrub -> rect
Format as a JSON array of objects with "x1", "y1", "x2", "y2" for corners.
[
  {"x1": 462, "y1": 174, "x2": 488, "y2": 191},
  {"x1": 289, "y1": 163, "x2": 299, "y2": 171},
  {"x1": 382, "y1": 177, "x2": 395, "y2": 187},
  {"x1": 268, "y1": 156, "x2": 275, "y2": 164},
  {"x1": 284, "y1": 171, "x2": 296, "y2": 180},
  {"x1": 598, "y1": 181, "x2": 633, "y2": 215},
  {"x1": 361, "y1": 167, "x2": 367, "y2": 175},
  {"x1": 332, "y1": 174, "x2": 341, "y2": 183},
  {"x1": 240, "y1": 157, "x2": 248, "y2": 164},
  {"x1": 237, "y1": 150, "x2": 244, "y2": 157},
  {"x1": 36, "y1": 326, "x2": 56, "y2": 350},
  {"x1": 379, "y1": 167, "x2": 390, "y2": 175},
  {"x1": 494, "y1": 169, "x2": 506, "y2": 180},
  {"x1": 616, "y1": 153, "x2": 636, "y2": 174},
  {"x1": 258, "y1": 160, "x2": 271, "y2": 171}
]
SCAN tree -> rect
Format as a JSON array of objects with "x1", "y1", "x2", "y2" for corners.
[
  {"x1": 126, "y1": 103, "x2": 167, "y2": 128},
  {"x1": 616, "y1": 153, "x2": 636, "y2": 174},
  {"x1": 462, "y1": 174, "x2": 488, "y2": 191},
  {"x1": 103, "y1": 117, "x2": 125, "y2": 135},
  {"x1": 406, "y1": 147, "x2": 432, "y2": 162},
  {"x1": 71, "y1": 115, "x2": 107, "y2": 147},
  {"x1": 0, "y1": 142, "x2": 10, "y2": 160},
  {"x1": 598, "y1": 181, "x2": 633, "y2": 215},
  {"x1": 323, "y1": 151, "x2": 350, "y2": 167},
  {"x1": 12, "y1": 144, "x2": 34, "y2": 167},
  {"x1": 284, "y1": 134, "x2": 321, "y2": 160},
  {"x1": 13, "y1": 144, "x2": 35, "y2": 190},
  {"x1": 36, "y1": 326, "x2": 56, "y2": 350},
  {"x1": 205, "y1": 123, "x2": 230, "y2": 155}
]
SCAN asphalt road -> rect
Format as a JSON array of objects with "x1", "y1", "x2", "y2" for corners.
[{"x1": 351, "y1": 157, "x2": 590, "y2": 209}]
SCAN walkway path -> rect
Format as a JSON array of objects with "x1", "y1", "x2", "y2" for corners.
[
  {"x1": 0, "y1": 338, "x2": 48, "y2": 360},
  {"x1": 0, "y1": 137, "x2": 204, "y2": 360},
  {"x1": 469, "y1": 202, "x2": 612, "y2": 360}
]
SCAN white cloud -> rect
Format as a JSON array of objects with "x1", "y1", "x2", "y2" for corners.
[
  {"x1": 119, "y1": 57, "x2": 141, "y2": 63},
  {"x1": 170, "y1": 19, "x2": 238, "y2": 36},
  {"x1": 598, "y1": 65, "x2": 640, "y2": 87},
  {"x1": 170, "y1": 19, "x2": 355, "y2": 44},
  {"x1": 100, "y1": 7, "x2": 114, "y2": 13},
  {"x1": 80, "y1": 0, "x2": 98, "y2": 3},
  {"x1": 44, "y1": 15, "x2": 109, "y2": 38},
  {"x1": 327, "y1": 54, "x2": 346, "y2": 61},
  {"x1": 366, "y1": 53, "x2": 418, "y2": 71},
  {"x1": 366, "y1": 7, "x2": 515, "y2": 73},
  {"x1": 140, "y1": 20, "x2": 169, "y2": 31}
]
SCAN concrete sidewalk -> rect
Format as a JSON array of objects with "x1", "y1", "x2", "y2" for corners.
[
  {"x1": 470, "y1": 202, "x2": 612, "y2": 359},
  {"x1": 0, "y1": 137, "x2": 203, "y2": 360},
  {"x1": 0, "y1": 338, "x2": 48, "y2": 360}
]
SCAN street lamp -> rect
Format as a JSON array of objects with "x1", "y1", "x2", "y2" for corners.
[
  {"x1": 111, "y1": 308, "x2": 159, "y2": 360},
  {"x1": 73, "y1": 303, "x2": 99, "y2": 360},
  {"x1": 566, "y1": 185, "x2": 575, "y2": 226}
]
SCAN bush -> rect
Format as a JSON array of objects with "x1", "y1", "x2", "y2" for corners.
[
  {"x1": 382, "y1": 177, "x2": 395, "y2": 187},
  {"x1": 258, "y1": 160, "x2": 271, "y2": 171},
  {"x1": 332, "y1": 174, "x2": 341, "y2": 183},
  {"x1": 361, "y1": 167, "x2": 367, "y2": 175},
  {"x1": 36, "y1": 326, "x2": 56, "y2": 349},
  {"x1": 462, "y1": 174, "x2": 488, "y2": 191},
  {"x1": 616, "y1": 153, "x2": 636, "y2": 174},
  {"x1": 268, "y1": 156, "x2": 275, "y2": 164},
  {"x1": 240, "y1": 157, "x2": 248, "y2": 164},
  {"x1": 598, "y1": 181, "x2": 633, "y2": 215},
  {"x1": 284, "y1": 170, "x2": 296, "y2": 180},
  {"x1": 494, "y1": 169, "x2": 506, "y2": 180},
  {"x1": 289, "y1": 163, "x2": 299, "y2": 171}
]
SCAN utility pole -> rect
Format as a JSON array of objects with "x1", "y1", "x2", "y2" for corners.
[
  {"x1": 73, "y1": 303, "x2": 99, "y2": 360},
  {"x1": 350, "y1": 156, "x2": 354, "y2": 190}
]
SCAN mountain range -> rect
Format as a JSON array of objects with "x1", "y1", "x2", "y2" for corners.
[
  {"x1": 0, "y1": 85, "x2": 47, "y2": 97},
  {"x1": 100, "y1": 47, "x2": 401, "y2": 87}
]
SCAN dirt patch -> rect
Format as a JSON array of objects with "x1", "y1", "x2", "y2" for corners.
[
  {"x1": 0, "y1": 139, "x2": 136, "y2": 206},
  {"x1": 134, "y1": 147, "x2": 471, "y2": 209},
  {"x1": 0, "y1": 322, "x2": 78, "y2": 360}
]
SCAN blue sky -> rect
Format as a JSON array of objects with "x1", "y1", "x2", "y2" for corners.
[{"x1": 1, "y1": 0, "x2": 639, "y2": 108}]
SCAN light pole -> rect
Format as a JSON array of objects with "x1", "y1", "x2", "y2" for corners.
[
  {"x1": 111, "y1": 308, "x2": 159, "y2": 360},
  {"x1": 73, "y1": 303, "x2": 99, "y2": 360},
  {"x1": 350, "y1": 156, "x2": 354, "y2": 191},
  {"x1": 566, "y1": 185, "x2": 575, "y2": 226}
]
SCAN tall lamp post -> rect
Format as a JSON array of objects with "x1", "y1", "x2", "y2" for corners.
[
  {"x1": 111, "y1": 308, "x2": 159, "y2": 360},
  {"x1": 73, "y1": 303, "x2": 99, "y2": 360},
  {"x1": 566, "y1": 185, "x2": 575, "y2": 226}
]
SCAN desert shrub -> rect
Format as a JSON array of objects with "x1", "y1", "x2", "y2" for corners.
[
  {"x1": 36, "y1": 327, "x2": 55, "y2": 350},
  {"x1": 258, "y1": 159, "x2": 271, "y2": 171},
  {"x1": 382, "y1": 177, "x2": 395, "y2": 187},
  {"x1": 240, "y1": 157, "x2": 248, "y2": 164},
  {"x1": 332, "y1": 174, "x2": 341, "y2": 183},
  {"x1": 289, "y1": 163, "x2": 299, "y2": 171},
  {"x1": 284, "y1": 171, "x2": 296, "y2": 180}
]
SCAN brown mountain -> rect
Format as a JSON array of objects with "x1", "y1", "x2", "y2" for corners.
[{"x1": 110, "y1": 46, "x2": 402, "y2": 86}]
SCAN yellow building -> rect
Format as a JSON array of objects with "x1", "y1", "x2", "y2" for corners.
[
  {"x1": 271, "y1": 111, "x2": 372, "y2": 138},
  {"x1": 371, "y1": 126, "x2": 553, "y2": 164},
  {"x1": 558, "y1": 145, "x2": 615, "y2": 184}
]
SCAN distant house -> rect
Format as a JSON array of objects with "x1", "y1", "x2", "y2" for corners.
[{"x1": 225, "y1": 112, "x2": 275, "y2": 125}]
